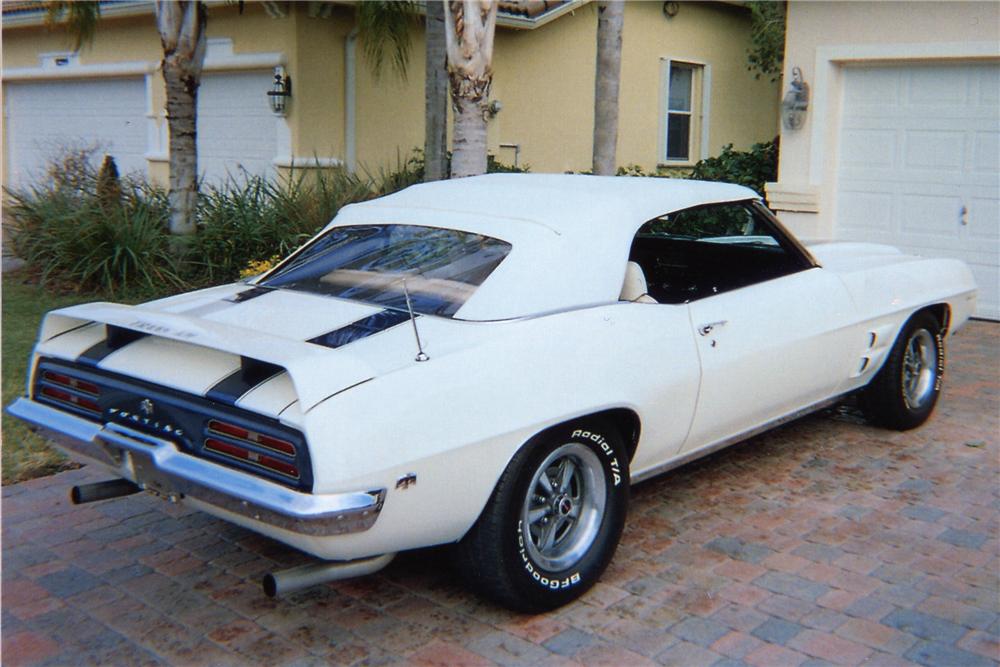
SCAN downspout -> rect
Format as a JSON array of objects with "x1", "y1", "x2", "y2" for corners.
[{"x1": 345, "y1": 27, "x2": 359, "y2": 172}]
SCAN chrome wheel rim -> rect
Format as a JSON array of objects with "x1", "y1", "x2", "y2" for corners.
[
  {"x1": 521, "y1": 443, "x2": 606, "y2": 572},
  {"x1": 902, "y1": 328, "x2": 937, "y2": 409}
]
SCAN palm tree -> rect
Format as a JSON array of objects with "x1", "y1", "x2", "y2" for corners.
[
  {"x1": 424, "y1": 1, "x2": 449, "y2": 182},
  {"x1": 48, "y1": 0, "x2": 207, "y2": 236},
  {"x1": 592, "y1": 0, "x2": 624, "y2": 176},
  {"x1": 156, "y1": 1, "x2": 207, "y2": 236},
  {"x1": 444, "y1": 0, "x2": 499, "y2": 178},
  {"x1": 44, "y1": 2, "x2": 99, "y2": 50},
  {"x1": 356, "y1": 1, "x2": 446, "y2": 182},
  {"x1": 357, "y1": 1, "x2": 416, "y2": 80}
]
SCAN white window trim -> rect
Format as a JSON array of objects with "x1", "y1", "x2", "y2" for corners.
[{"x1": 658, "y1": 58, "x2": 711, "y2": 166}]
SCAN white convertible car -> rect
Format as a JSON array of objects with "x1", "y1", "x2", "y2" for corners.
[{"x1": 8, "y1": 174, "x2": 977, "y2": 612}]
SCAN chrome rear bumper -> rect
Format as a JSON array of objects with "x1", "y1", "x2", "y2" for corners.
[{"x1": 7, "y1": 398, "x2": 384, "y2": 537}]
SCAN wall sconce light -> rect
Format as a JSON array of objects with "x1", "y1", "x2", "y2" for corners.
[
  {"x1": 267, "y1": 65, "x2": 292, "y2": 116},
  {"x1": 781, "y1": 66, "x2": 810, "y2": 130},
  {"x1": 662, "y1": 2, "x2": 679, "y2": 18}
]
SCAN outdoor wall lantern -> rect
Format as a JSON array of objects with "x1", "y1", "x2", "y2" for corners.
[
  {"x1": 267, "y1": 65, "x2": 292, "y2": 116},
  {"x1": 781, "y1": 66, "x2": 810, "y2": 130}
]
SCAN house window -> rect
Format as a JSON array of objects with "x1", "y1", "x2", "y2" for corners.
[{"x1": 662, "y1": 61, "x2": 704, "y2": 163}]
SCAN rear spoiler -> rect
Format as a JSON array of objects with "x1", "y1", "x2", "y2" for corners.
[{"x1": 37, "y1": 302, "x2": 376, "y2": 412}]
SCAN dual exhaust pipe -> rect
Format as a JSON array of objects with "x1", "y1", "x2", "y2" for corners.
[
  {"x1": 262, "y1": 553, "x2": 396, "y2": 597},
  {"x1": 70, "y1": 478, "x2": 141, "y2": 504},
  {"x1": 71, "y1": 477, "x2": 395, "y2": 597}
]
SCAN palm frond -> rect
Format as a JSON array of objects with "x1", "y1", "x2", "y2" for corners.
[
  {"x1": 357, "y1": 1, "x2": 418, "y2": 81},
  {"x1": 45, "y1": 1, "x2": 101, "y2": 51}
]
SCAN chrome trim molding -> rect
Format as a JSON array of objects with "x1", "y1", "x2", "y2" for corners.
[
  {"x1": 6, "y1": 398, "x2": 385, "y2": 536},
  {"x1": 631, "y1": 395, "x2": 845, "y2": 484}
]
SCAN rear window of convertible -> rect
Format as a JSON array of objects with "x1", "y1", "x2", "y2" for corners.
[{"x1": 260, "y1": 224, "x2": 512, "y2": 317}]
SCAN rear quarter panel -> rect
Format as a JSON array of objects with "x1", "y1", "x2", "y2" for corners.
[{"x1": 297, "y1": 302, "x2": 700, "y2": 558}]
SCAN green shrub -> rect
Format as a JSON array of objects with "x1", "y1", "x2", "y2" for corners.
[
  {"x1": 191, "y1": 168, "x2": 375, "y2": 284},
  {"x1": 6, "y1": 152, "x2": 181, "y2": 296},
  {"x1": 687, "y1": 137, "x2": 779, "y2": 198},
  {"x1": 362, "y1": 149, "x2": 527, "y2": 194},
  {"x1": 8, "y1": 147, "x2": 530, "y2": 294}
]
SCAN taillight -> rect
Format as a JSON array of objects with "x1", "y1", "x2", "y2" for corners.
[
  {"x1": 207, "y1": 419, "x2": 296, "y2": 456},
  {"x1": 43, "y1": 371, "x2": 100, "y2": 395},
  {"x1": 39, "y1": 372, "x2": 102, "y2": 416},
  {"x1": 204, "y1": 438, "x2": 300, "y2": 479}
]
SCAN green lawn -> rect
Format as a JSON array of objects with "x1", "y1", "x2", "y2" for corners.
[
  {"x1": 1, "y1": 274, "x2": 144, "y2": 482},
  {"x1": 1, "y1": 275, "x2": 102, "y2": 482}
]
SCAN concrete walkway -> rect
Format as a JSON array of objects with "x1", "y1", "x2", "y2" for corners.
[{"x1": 3, "y1": 322, "x2": 998, "y2": 667}]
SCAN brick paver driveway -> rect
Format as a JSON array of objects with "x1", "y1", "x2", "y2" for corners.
[{"x1": 3, "y1": 321, "x2": 998, "y2": 667}]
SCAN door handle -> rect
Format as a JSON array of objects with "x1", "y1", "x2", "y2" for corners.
[{"x1": 698, "y1": 320, "x2": 728, "y2": 336}]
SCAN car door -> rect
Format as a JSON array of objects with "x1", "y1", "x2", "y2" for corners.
[
  {"x1": 684, "y1": 266, "x2": 857, "y2": 451},
  {"x1": 628, "y1": 201, "x2": 859, "y2": 454}
]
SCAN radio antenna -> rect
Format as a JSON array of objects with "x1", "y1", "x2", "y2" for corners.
[{"x1": 401, "y1": 279, "x2": 429, "y2": 362}]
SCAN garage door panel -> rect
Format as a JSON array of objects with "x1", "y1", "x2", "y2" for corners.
[
  {"x1": 840, "y1": 130, "x2": 896, "y2": 169},
  {"x1": 900, "y1": 194, "x2": 964, "y2": 240},
  {"x1": 844, "y1": 68, "x2": 903, "y2": 107},
  {"x1": 904, "y1": 131, "x2": 965, "y2": 171},
  {"x1": 906, "y1": 68, "x2": 972, "y2": 106},
  {"x1": 6, "y1": 71, "x2": 280, "y2": 190},
  {"x1": 837, "y1": 189, "x2": 894, "y2": 236},
  {"x1": 837, "y1": 62, "x2": 999, "y2": 320},
  {"x1": 973, "y1": 132, "x2": 999, "y2": 172},
  {"x1": 6, "y1": 78, "x2": 148, "y2": 188},
  {"x1": 968, "y1": 198, "x2": 999, "y2": 242},
  {"x1": 976, "y1": 66, "x2": 999, "y2": 104},
  {"x1": 197, "y1": 71, "x2": 277, "y2": 182}
]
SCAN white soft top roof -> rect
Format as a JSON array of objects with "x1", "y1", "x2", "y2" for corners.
[{"x1": 326, "y1": 174, "x2": 758, "y2": 320}]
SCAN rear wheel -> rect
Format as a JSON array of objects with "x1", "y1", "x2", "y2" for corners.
[
  {"x1": 859, "y1": 312, "x2": 944, "y2": 430},
  {"x1": 455, "y1": 421, "x2": 629, "y2": 612}
]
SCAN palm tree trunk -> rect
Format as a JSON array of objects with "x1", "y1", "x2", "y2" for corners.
[
  {"x1": 593, "y1": 0, "x2": 624, "y2": 176},
  {"x1": 162, "y1": 64, "x2": 199, "y2": 235},
  {"x1": 444, "y1": 0, "x2": 498, "y2": 179},
  {"x1": 156, "y1": 1, "x2": 206, "y2": 236},
  {"x1": 424, "y1": 0, "x2": 448, "y2": 182}
]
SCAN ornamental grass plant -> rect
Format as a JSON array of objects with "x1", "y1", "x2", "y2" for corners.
[{"x1": 6, "y1": 150, "x2": 182, "y2": 297}]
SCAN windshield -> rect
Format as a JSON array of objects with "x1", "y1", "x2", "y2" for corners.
[{"x1": 260, "y1": 224, "x2": 512, "y2": 317}]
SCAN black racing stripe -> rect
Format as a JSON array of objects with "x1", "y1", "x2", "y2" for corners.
[
  {"x1": 206, "y1": 357, "x2": 284, "y2": 406},
  {"x1": 225, "y1": 286, "x2": 273, "y2": 303},
  {"x1": 308, "y1": 309, "x2": 411, "y2": 349},
  {"x1": 77, "y1": 326, "x2": 148, "y2": 367}
]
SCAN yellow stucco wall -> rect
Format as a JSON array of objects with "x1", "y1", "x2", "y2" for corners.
[
  {"x1": 289, "y1": 7, "x2": 350, "y2": 164},
  {"x1": 769, "y1": 1, "x2": 1000, "y2": 237},
  {"x1": 354, "y1": 21, "x2": 428, "y2": 175},
  {"x1": 354, "y1": 1, "x2": 780, "y2": 174},
  {"x1": 3, "y1": 0, "x2": 778, "y2": 189}
]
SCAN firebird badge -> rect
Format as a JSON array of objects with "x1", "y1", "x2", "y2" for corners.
[{"x1": 139, "y1": 399, "x2": 155, "y2": 417}]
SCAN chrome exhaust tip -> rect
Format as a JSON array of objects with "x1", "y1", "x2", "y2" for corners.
[
  {"x1": 70, "y1": 478, "x2": 141, "y2": 504},
  {"x1": 262, "y1": 553, "x2": 396, "y2": 598}
]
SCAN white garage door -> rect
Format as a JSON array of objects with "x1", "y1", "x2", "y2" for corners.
[
  {"x1": 836, "y1": 62, "x2": 999, "y2": 320},
  {"x1": 198, "y1": 70, "x2": 278, "y2": 183},
  {"x1": 5, "y1": 71, "x2": 279, "y2": 190},
  {"x1": 5, "y1": 78, "x2": 148, "y2": 189}
]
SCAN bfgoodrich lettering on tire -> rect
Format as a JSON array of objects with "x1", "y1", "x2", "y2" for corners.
[
  {"x1": 455, "y1": 420, "x2": 629, "y2": 612},
  {"x1": 860, "y1": 311, "x2": 944, "y2": 431}
]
